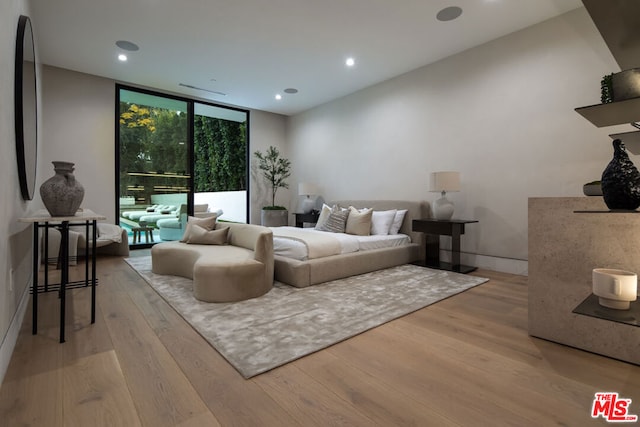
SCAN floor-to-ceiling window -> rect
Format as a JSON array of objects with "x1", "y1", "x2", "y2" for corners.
[
  {"x1": 116, "y1": 85, "x2": 248, "y2": 248},
  {"x1": 193, "y1": 103, "x2": 248, "y2": 224}
]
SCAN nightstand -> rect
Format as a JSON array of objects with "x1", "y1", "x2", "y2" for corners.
[
  {"x1": 294, "y1": 212, "x2": 320, "y2": 228},
  {"x1": 412, "y1": 218, "x2": 478, "y2": 273}
]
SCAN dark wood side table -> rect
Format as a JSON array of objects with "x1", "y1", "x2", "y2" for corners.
[
  {"x1": 294, "y1": 212, "x2": 320, "y2": 228},
  {"x1": 412, "y1": 218, "x2": 478, "y2": 273}
]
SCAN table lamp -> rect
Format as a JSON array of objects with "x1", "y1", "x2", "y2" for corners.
[
  {"x1": 298, "y1": 183, "x2": 319, "y2": 213},
  {"x1": 429, "y1": 171, "x2": 460, "y2": 220}
]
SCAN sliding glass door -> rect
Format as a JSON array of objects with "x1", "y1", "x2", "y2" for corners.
[
  {"x1": 193, "y1": 103, "x2": 247, "y2": 224},
  {"x1": 116, "y1": 86, "x2": 248, "y2": 248}
]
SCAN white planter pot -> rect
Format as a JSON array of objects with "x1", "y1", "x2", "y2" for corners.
[{"x1": 261, "y1": 209, "x2": 288, "y2": 227}]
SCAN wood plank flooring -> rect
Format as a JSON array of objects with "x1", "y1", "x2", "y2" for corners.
[{"x1": 1, "y1": 254, "x2": 639, "y2": 426}]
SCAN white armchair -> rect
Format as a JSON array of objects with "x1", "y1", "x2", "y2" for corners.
[{"x1": 44, "y1": 223, "x2": 129, "y2": 266}]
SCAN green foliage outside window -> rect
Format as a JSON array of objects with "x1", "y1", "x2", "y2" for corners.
[
  {"x1": 194, "y1": 115, "x2": 246, "y2": 192},
  {"x1": 119, "y1": 102, "x2": 246, "y2": 204}
]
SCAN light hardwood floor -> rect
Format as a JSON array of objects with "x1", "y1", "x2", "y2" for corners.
[{"x1": 1, "y1": 253, "x2": 638, "y2": 426}]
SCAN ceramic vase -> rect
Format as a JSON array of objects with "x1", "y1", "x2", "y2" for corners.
[
  {"x1": 40, "y1": 161, "x2": 85, "y2": 216},
  {"x1": 601, "y1": 139, "x2": 640, "y2": 210}
]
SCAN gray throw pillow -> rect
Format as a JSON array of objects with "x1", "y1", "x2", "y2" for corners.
[
  {"x1": 186, "y1": 224, "x2": 229, "y2": 245},
  {"x1": 180, "y1": 214, "x2": 218, "y2": 242},
  {"x1": 316, "y1": 209, "x2": 349, "y2": 233}
]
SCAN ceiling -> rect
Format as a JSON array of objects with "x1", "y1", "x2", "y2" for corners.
[{"x1": 30, "y1": 0, "x2": 583, "y2": 116}]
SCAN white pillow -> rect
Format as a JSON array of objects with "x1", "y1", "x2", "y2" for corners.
[
  {"x1": 314, "y1": 204, "x2": 332, "y2": 230},
  {"x1": 389, "y1": 209, "x2": 408, "y2": 235},
  {"x1": 371, "y1": 209, "x2": 397, "y2": 235}
]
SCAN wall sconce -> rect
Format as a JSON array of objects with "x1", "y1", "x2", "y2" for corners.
[
  {"x1": 429, "y1": 171, "x2": 460, "y2": 220},
  {"x1": 298, "y1": 183, "x2": 319, "y2": 214}
]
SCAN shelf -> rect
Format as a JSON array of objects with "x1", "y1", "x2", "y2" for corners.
[
  {"x1": 582, "y1": 0, "x2": 640, "y2": 71},
  {"x1": 575, "y1": 97, "x2": 640, "y2": 127},
  {"x1": 608, "y1": 130, "x2": 640, "y2": 154},
  {"x1": 573, "y1": 293, "x2": 639, "y2": 327},
  {"x1": 574, "y1": 210, "x2": 640, "y2": 213},
  {"x1": 127, "y1": 172, "x2": 190, "y2": 179},
  {"x1": 31, "y1": 279, "x2": 99, "y2": 294},
  {"x1": 609, "y1": 130, "x2": 640, "y2": 142}
]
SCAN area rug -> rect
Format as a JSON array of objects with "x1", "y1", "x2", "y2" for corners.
[{"x1": 125, "y1": 256, "x2": 488, "y2": 378}]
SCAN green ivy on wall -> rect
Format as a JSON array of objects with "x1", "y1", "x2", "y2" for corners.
[{"x1": 194, "y1": 115, "x2": 246, "y2": 192}]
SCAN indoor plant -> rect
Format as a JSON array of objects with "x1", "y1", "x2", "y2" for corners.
[{"x1": 254, "y1": 146, "x2": 291, "y2": 226}]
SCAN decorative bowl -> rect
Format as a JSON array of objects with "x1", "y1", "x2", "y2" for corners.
[{"x1": 583, "y1": 181, "x2": 603, "y2": 196}]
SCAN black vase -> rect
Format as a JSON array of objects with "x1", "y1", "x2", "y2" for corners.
[{"x1": 601, "y1": 139, "x2": 640, "y2": 210}]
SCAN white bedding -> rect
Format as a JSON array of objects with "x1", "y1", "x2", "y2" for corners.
[
  {"x1": 356, "y1": 233, "x2": 411, "y2": 251},
  {"x1": 272, "y1": 226, "x2": 411, "y2": 261}
]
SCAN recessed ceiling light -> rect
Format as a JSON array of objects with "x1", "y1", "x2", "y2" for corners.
[
  {"x1": 284, "y1": 88, "x2": 298, "y2": 94},
  {"x1": 436, "y1": 6, "x2": 463, "y2": 22},
  {"x1": 275, "y1": 94, "x2": 282, "y2": 100},
  {"x1": 118, "y1": 54, "x2": 128, "y2": 62},
  {"x1": 115, "y1": 40, "x2": 139, "y2": 51},
  {"x1": 346, "y1": 57, "x2": 355, "y2": 67}
]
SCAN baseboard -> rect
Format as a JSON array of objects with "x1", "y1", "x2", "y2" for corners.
[
  {"x1": 439, "y1": 250, "x2": 528, "y2": 276},
  {"x1": 0, "y1": 284, "x2": 30, "y2": 385}
]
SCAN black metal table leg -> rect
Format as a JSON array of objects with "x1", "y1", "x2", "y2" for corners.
[
  {"x1": 91, "y1": 220, "x2": 97, "y2": 324},
  {"x1": 84, "y1": 221, "x2": 90, "y2": 287},
  {"x1": 59, "y1": 221, "x2": 69, "y2": 343},
  {"x1": 31, "y1": 223, "x2": 38, "y2": 335}
]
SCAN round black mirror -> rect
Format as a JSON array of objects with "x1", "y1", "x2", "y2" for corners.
[{"x1": 15, "y1": 15, "x2": 38, "y2": 201}]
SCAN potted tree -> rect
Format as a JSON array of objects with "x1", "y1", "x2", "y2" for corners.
[{"x1": 254, "y1": 146, "x2": 291, "y2": 226}]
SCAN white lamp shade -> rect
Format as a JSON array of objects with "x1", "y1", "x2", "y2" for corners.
[
  {"x1": 429, "y1": 171, "x2": 460, "y2": 193},
  {"x1": 298, "y1": 182, "x2": 319, "y2": 196}
]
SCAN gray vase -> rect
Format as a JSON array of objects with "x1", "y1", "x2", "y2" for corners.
[
  {"x1": 40, "y1": 161, "x2": 85, "y2": 216},
  {"x1": 261, "y1": 209, "x2": 288, "y2": 227}
]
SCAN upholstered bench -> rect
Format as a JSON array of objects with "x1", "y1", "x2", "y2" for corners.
[{"x1": 151, "y1": 222, "x2": 274, "y2": 302}]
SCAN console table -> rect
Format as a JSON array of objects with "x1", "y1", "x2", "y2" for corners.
[
  {"x1": 529, "y1": 197, "x2": 639, "y2": 366},
  {"x1": 412, "y1": 218, "x2": 478, "y2": 273},
  {"x1": 19, "y1": 209, "x2": 106, "y2": 343}
]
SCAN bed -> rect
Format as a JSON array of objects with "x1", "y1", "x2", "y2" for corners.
[{"x1": 273, "y1": 200, "x2": 430, "y2": 287}]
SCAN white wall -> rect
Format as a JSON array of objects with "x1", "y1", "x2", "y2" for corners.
[
  {"x1": 195, "y1": 191, "x2": 246, "y2": 223},
  {"x1": 287, "y1": 8, "x2": 622, "y2": 275},
  {"x1": 249, "y1": 109, "x2": 289, "y2": 224},
  {"x1": 0, "y1": 0, "x2": 39, "y2": 384},
  {"x1": 40, "y1": 66, "x2": 116, "y2": 221}
]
